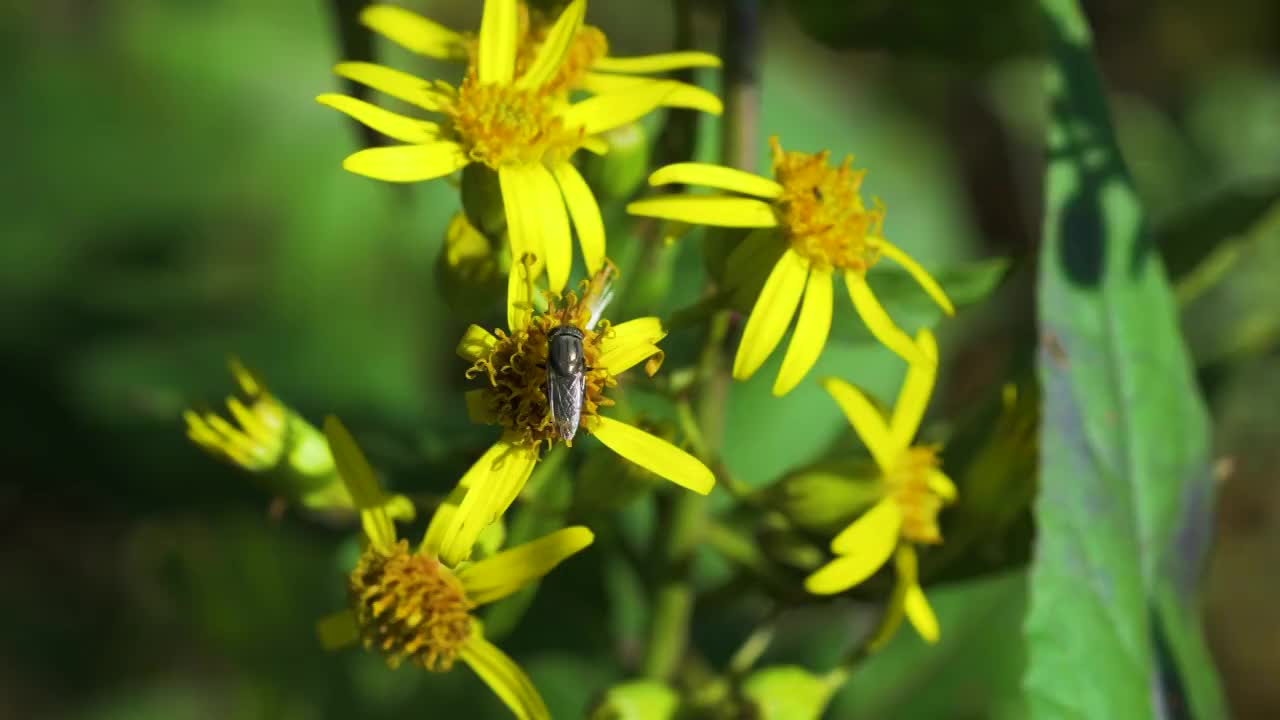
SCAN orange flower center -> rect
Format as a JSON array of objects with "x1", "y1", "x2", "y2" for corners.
[
  {"x1": 466, "y1": 286, "x2": 615, "y2": 447},
  {"x1": 770, "y1": 137, "x2": 884, "y2": 274},
  {"x1": 349, "y1": 540, "x2": 474, "y2": 672},
  {"x1": 886, "y1": 446, "x2": 945, "y2": 544},
  {"x1": 445, "y1": 74, "x2": 584, "y2": 168}
]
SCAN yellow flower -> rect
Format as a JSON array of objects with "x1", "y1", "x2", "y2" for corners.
[
  {"x1": 358, "y1": 1, "x2": 722, "y2": 112},
  {"x1": 802, "y1": 330, "x2": 956, "y2": 646},
  {"x1": 627, "y1": 137, "x2": 955, "y2": 396},
  {"x1": 184, "y1": 358, "x2": 413, "y2": 519},
  {"x1": 317, "y1": 417, "x2": 593, "y2": 720},
  {"x1": 447, "y1": 265, "x2": 714, "y2": 565},
  {"x1": 318, "y1": 0, "x2": 694, "y2": 316}
]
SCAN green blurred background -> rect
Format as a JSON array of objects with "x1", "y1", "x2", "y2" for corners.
[{"x1": 3, "y1": 0, "x2": 1279, "y2": 717}]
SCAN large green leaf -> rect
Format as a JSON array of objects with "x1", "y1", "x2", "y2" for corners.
[{"x1": 1026, "y1": 1, "x2": 1225, "y2": 718}]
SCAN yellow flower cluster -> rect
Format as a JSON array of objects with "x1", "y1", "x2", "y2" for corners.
[{"x1": 183, "y1": 0, "x2": 975, "y2": 715}]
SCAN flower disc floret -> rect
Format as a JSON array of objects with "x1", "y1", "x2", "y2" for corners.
[
  {"x1": 350, "y1": 539, "x2": 475, "y2": 672},
  {"x1": 770, "y1": 137, "x2": 883, "y2": 273},
  {"x1": 887, "y1": 446, "x2": 945, "y2": 545},
  {"x1": 467, "y1": 289, "x2": 615, "y2": 447},
  {"x1": 446, "y1": 74, "x2": 585, "y2": 168}
]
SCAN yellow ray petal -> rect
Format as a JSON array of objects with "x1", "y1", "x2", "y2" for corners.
[
  {"x1": 888, "y1": 329, "x2": 938, "y2": 452},
  {"x1": 333, "y1": 62, "x2": 447, "y2": 112},
  {"x1": 831, "y1": 497, "x2": 902, "y2": 555},
  {"x1": 316, "y1": 94, "x2": 439, "y2": 145},
  {"x1": 342, "y1": 142, "x2": 469, "y2": 183},
  {"x1": 316, "y1": 610, "x2": 360, "y2": 650},
  {"x1": 804, "y1": 547, "x2": 893, "y2": 596},
  {"x1": 563, "y1": 81, "x2": 682, "y2": 135},
  {"x1": 820, "y1": 377, "x2": 896, "y2": 472},
  {"x1": 527, "y1": 163, "x2": 572, "y2": 293},
  {"x1": 323, "y1": 416, "x2": 396, "y2": 553},
  {"x1": 647, "y1": 162, "x2": 782, "y2": 199},
  {"x1": 876, "y1": 239, "x2": 955, "y2": 316},
  {"x1": 904, "y1": 583, "x2": 940, "y2": 643},
  {"x1": 592, "y1": 51, "x2": 722, "y2": 73},
  {"x1": 457, "y1": 324, "x2": 499, "y2": 362},
  {"x1": 895, "y1": 545, "x2": 939, "y2": 642},
  {"x1": 437, "y1": 439, "x2": 539, "y2": 565},
  {"x1": 773, "y1": 266, "x2": 833, "y2": 396},
  {"x1": 517, "y1": 0, "x2": 585, "y2": 89},
  {"x1": 477, "y1": 0, "x2": 518, "y2": 85},
  {"x1": 733, "y1": 249, "x2": 809, "y2": 381},
  {"x1": 458, "y1": 632, "x2": 551, "y2": 720},
  {"x1": 360, "y1": 5, "x2": 466, "y2": 59},
  {"x1": 627, "y1": 195, "x2": 777, "y2": 228},
  {"x1": 499, "y1": 164, "x2": 546, "y2": 273},
  {"x1": 927, "y1": 469, "x2": 958, "y2": 503},
  {"x1": 845, "y1": 272, "x2": 927, "y2": 366},
  {"x1": 458, "y1": 526, "x2": 594, "y2": 605},
  {"x1": 420, "y1": 484, "x2": 468, "y2": 558},
  {"x1": 551, "y1": 162, "x2": 605, "y2": 274},
  {"x1": 579, "y1": 73, "x2": 723, "y2": 115},
  {"x1": 591, "y1": 416, "x2": 714, "y2": 495},
  {"x1": 598, "y1": 317, "x2": 666, "y2": 373},
  {"x1": 507, "y1": 250, "x2": 535, "y2": 332},
  {"x1": 598, "y1": 342, "x2": 662, "y2": 376},
  {"x1": 602, "y1": 317, "x2": 666, "y2": 348}
]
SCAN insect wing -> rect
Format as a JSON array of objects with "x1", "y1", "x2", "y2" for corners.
[{"x1": 547, "y1": 366, "x2": 585, "y2": 442}]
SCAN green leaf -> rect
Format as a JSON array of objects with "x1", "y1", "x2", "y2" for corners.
[{"x1": 1027, "y1": 2, "x2": 1225, "y2": 718}]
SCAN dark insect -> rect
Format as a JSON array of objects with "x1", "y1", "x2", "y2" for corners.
[{"x1": 546, "y1": 325, "x2": 586, "y2": 442}]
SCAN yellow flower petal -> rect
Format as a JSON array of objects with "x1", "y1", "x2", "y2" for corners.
[
  {"x1": 322, "y1": 416, "x2": 396, "y2": 553},
  {"x1": 591, "y1": 416, "x2": 714, "y2": 495},
  {"x1": 831, "y1": 497, "x2": 902, "y2": 555},
  {"x1": 647, "y1": 162, "x2": 782, "y2": 199},
  {"x1": 527, "y1": 163, "x2": 572, "y2": 293},
  {"x1": 551, "y1": 162, "x2": 605, "y2": 274},
  {"x1": 876, "y1": 239, "x2": 955, "y2": 316},
  {"x1": 579, "y1": 73, "x2": 723, "y2": 115},
  {"x1": 904, "y1": 583, "x2": 940, "y2": 643},
  {"x1": 499, "y1": 164, "x2": 547, "y2": 276},
  {"x1": 927, "y1": 469, "x2": 958, "y2": 503},
  {"x1": 477, "y1": 0, "x2": 518, "y2": 85},
  {"x1": 458, "y1": 632, "x2": 550, "y2": 720},
  {"x1": 598, "y1": 317, "x2": 667, "y2": 373},
  {"x1": 359, "y1": 4, "x2": 467, "y2": 60},
  {"x1": 773, "y1": 266, "x2": 833, "y2": 396},
  {"x1": 457, "y1": 324, "x2": 499, "y2": 362},
  {"x1": 592, "y1": 51, "x2": 722, "y2": 73},
  {"x1": 602, "y1": 317, "x2": 666, "y2": 348},
  {"x1": 420, "y1": 484, "x2": 468, "y2": 558},
  {"x1": 342, "y1": 142, "x2": 469, "y2": 183},
  {"x1": 627, "y1": 195, "x2": 778, "y2": 228},
  {"x1": 437, "y1": 438, "x2": 538, "y2": 566},
  {"x1": 888, "y1": 329, "x2": 938, "y2": 452},
  {"x1": 332, "y1": 62, "x2": 447, "y2": 112},
  {"x1": 733, "y1": 249, "x2": 809, "y2": 381},
  {"x1": 804, "y1": 546, "x2": 892, "y2": 596},
  {"x1": 507, "y1": 250, "x2": 535, "y2": 332},
  {"x1": 517, "y1": 0, "x2": 585, "y2": 89},
  {"x1": 845, "y1": 272, "x2": 927, "y2": 366},
  {"x1": 316, "y1": 610, "x2": 359, "y2": 650},
  {"x1": 820, "y1": 377, "x2": 896, "y2": 472},
  {"x1": 458, "y1": 526, "x2": 595, "y2": 605},
  {"x1": 598, "y1": 342, "x2": 663, "y2": 376},
  {"x1": 316, "y1": 94, "x2": 440, "y2": 144},
  {"x1": 563, "y1": 81, "x2": 682, "y2": 135}
]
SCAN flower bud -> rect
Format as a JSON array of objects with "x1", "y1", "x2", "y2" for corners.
[
  {"x1": 590, "y1": 680, "x2": 680, "y2": 720},
  {"x1": 185, "y1": 358, "x2": 415, "y2": 522},
  {"x1": 460, "y1": 163, "x2": 508, "y2": 241},
  {"x1": 763, "y1": 458, "x2": 883, "y2": 534},
  {"x1": 436, "y1": 212, "x2": 505, "y2": 312},
  {"x1": 740, "y1": 665, "x2": 843, "y2": 720}
]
